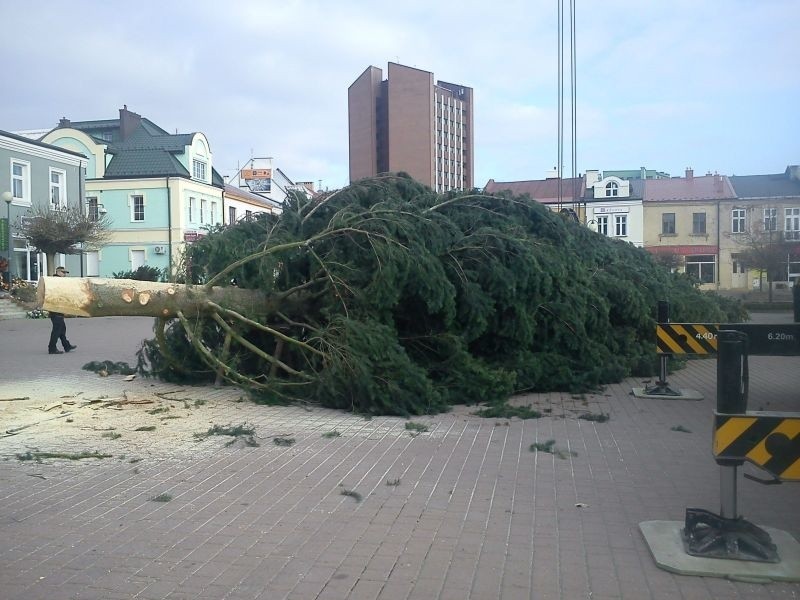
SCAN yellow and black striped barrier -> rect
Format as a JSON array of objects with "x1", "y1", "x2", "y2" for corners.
[
  {"x1": 656, "y1": 323, "x2": 718, "y2": 355},
  {"x1": 656, "y1": 323, "x2": 800, "y2": 356},
  {"x1": 713, "y1": 412, "x2": 800, "y2": 482}
]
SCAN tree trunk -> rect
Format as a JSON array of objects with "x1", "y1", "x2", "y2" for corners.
[{"x1": 37, "y1": 277, "x2": 276, "y2": 319}]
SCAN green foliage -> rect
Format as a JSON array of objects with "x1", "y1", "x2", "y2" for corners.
[
  {"x1": 112, "y1": 265, "x2": 166, "y2": 281},
  {"x1": 136, "y1": 174, "x2": 744, "y2": 416}
]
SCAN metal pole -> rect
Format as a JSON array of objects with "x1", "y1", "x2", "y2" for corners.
[
  {"x1": 4, "y1": 195, "x2": 11, "y2": 285},
  {"x1": 716, "y1": 329, "x2": 748, "y2": 520}
]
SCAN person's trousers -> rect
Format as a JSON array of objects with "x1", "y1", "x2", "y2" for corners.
[{"x1": 48, "y1": 314, "x2": 70, "y2": 351}]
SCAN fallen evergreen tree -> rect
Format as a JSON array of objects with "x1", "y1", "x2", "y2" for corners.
[{"x1": 114, "y1": 174, "x2": 742, "y2": 415}]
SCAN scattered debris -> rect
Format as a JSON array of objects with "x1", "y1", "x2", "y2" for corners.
[
  {"x1": 575, "y1": 502, "x2": 589, "y2": 508},
  {"x1": 0, "y1": 396, "x2": 31, "y2": 402},
  {"x1": 150, "y1": 493, "x2": 173, "y2": 502},
  {"x1": 405, "y1": 422, "x2": 429, "y2": 433},
  {"x1": 16, "y1": 450, "x2": 112, "y2": 462},
  {"x1": 101, "y1": 432, "x2": 122, "y2": 439},
  {"x1": 340, "y1": 489, "x2": 362, "y2": 502},
  {"x1": 273, "y1": 436, "x2": 295, "y2": 447},
  {"x1": 195, "y1": 423, "x2": 259, "y2": 447},
  {"x1": 671, "y1": 425, "x2": 692, "y2": 433},
  {"x1": 82, "y1": 360, "x2": 136, "y2": 376},
  {"x1": 529, "y1": 439, "x2": 577, "y2": 460},
  {"x1": 322, "y1": 430, "x2": 341, "y2": 438},
  {"x1": 474, "y1": 404, "x2": 543, "y2": 419},
  {"x1": 577, "y1": 412, "x2": 610, "y2": 423},
  {"x1": 386, "y1": 478, "x2": 401, "y2": 487},
  {"x1": 134, "y1": 426, "x2": 156, "y2": 432}
]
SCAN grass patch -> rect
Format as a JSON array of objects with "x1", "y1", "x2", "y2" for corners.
[
  {"x1": 386, "y1": 478, "x2": 401, "y2": 487},
  {"x1": 340, "y1": 489, "x2": 362, "y2": 502},
  {"x1": 529, "y1": 439, "x2": 577, "y2": 460},
  {"x1": 146, "y1": 407, "x2": 170, "y2": 415},
  {"x1": 16, "y1": 450, "x2": 113, "y2": 462},
  {"x1": 150, "y1": 493, "x2": 173, "y2": 502},
  {"x1": 322, "y1": 430, "x2": 341, "y2": 438},
  {"x1": 101, "y1": 432, "x2": 122, "y2": 440},
  {"x1": 671, "y1": 425, "x2": 692, "y2": 433},
  {"x1": 273, "y1": 437, "x2": 296, "y2": 447},
  {"x1": 134, "y1": 426, "x2": 157, "y2": 432},
  {"x1": 474, "y1": 403, "x2": 543, "y2": 419},
  {"x1": 405, "y1": 422, "x2": 429, "y2": 433},
  {"x1": 577, "y1": 412, "x2": 610, "y2": 423}
]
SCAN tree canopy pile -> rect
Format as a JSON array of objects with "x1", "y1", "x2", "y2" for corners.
[{"x1": 139, "y1": 174, "x2": 744, "y2": 415}]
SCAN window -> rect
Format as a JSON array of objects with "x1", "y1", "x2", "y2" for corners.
[
  {"x1": 732, "y1": 208, "x2": 746, "y2": 233},
  {"x1": 188, "y1": 197, "x2": 196, "y2": 222},
  {"x1": 692, "y1": 212, "x2": 707, "y2": 235},
  {"x1": 245, "y1": 210, "x2": 253, "y2": 221},
  {"x1": 764, "y1": 208, "x2": 778, "y2": 231},
  {"x1": 228, "y1": 206, "x2": 236, "y2": 223},
  {"x1": 200, "y1": 199, "x2": 207, "y2": 224},
  {"x1": 662, "y1": 213, "x2": 676, "y2": 235},
  {"x1": 785, "y1": 208, "x2": 800, "y2": 240},
  {"x1": 686, "y1": 255, "x2": 716, "y2": 284},
  {"x1": 87, "y1": 197, "x2": 99, "y2": 221},
  {"x1": 596, "y1": 215, "x2": 608, "y2": 235},
  {"x1": 731, "y1": 253, "x2": 745, "y2": 275},
  {"x1": 192, "y1": 160, "x2": 207, "y2": 181},
  {"x1": 11, "y1": 160, "x2": 30, "y2": 202},
  {"x1": 614, "y1": 214, "x2": 627, "y2": 237},
  {"x1": 131, "y1": 195, "x2": 145, "y2": 222},
  {"x1": 49, "y1": 168, "x2": 66, "y2": 209},
  {"x1": 605, "y1": 181, "x2": 619, "y2": 197},
  {"x1": 211, "y1": 201, "x2": 218, "y2": 224}
]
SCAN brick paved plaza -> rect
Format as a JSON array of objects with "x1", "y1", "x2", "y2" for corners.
[{"x1": 1, "y1": 315, "x2": 798, "y2": 599}]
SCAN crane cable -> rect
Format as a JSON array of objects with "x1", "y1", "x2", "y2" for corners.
[{"x1": 556, "y1": 0, "x2": 578, "y2": 217}]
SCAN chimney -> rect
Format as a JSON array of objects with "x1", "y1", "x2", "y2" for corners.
[
  {"x1": 119, "y1": 105, "x2": 142, "y2": 140},
  {"x1": 58, "y1": 117, "x2": 71, "y2": 128},
  {"x1": 640, "y1": 166, "x2": 647, "y2": 179},
  {"x1": 585, "y1": 169, "x2": 600, "y2": 187},
  {"x1": 714, "y1": 172, "x2": 723, "y2": 192},
  {"x1": 685, "y1": 167, "x2": 693, "y2": 179}
]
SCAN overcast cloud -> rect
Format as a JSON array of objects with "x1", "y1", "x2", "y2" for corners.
[{"x1": 2, "y1": 0, "x2": 797, "y2": 190}]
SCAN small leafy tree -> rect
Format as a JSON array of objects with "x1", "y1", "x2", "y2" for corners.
[{"x1": 15, "y1": 205, "x2": 111, "y2": 275}]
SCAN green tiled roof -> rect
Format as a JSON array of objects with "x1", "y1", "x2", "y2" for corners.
[
  {"x1": 104, "y1": 148, "x2": 189, "y2": 178},
  {"x1": 65, "y1": 115, "x2": 220, "y2": 185}
]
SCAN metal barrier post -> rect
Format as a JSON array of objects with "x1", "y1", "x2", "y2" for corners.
[{"x1": 716, "y1": 330, "x2": 748, "y2": 519}]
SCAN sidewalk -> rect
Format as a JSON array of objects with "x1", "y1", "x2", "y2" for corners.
[{"x1": 0, "y1": 315, "x2": 798, "y2": 599}]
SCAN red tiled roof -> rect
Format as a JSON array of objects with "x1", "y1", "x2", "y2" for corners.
[
  {"x1": 484, "y1": 178, "x2": 584, "y2": 203},
  {"x1": 643, "y1": 175, "x2": 734, "y2": 202}
]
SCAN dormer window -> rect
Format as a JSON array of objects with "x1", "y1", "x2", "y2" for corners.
[
  {"x1": 605, "y1": 181, "x2": 619, "y2": 197},
  {"x1": 192, "y1": 159, "x2": 207, "y2": 181}
]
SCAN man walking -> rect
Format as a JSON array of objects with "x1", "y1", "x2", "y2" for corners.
[{"x1": 48, "y1": 266, "x2": 77, "y2": 355}]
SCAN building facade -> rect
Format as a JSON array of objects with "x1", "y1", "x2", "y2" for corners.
[
  {"x1": 348, "y1": 63, "x2": 474, "y2": 192},
  {"x1": 0, "y1": 130, "x2": 87, "y2": 282},
  {"x1": 40, "y1": 106, "x2": 225, "y2": 277}
]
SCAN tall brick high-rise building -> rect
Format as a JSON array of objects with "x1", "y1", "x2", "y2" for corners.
[{"x1": 348, "y1": 62, "x2": 474, "y2": 192}]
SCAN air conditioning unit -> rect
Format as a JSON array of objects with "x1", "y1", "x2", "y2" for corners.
[{"x1": 153, "y1": 245, "x2": 167, "y2": 255}]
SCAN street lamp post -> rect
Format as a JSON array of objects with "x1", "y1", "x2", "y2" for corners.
[{"x1": 2, "y1": 191, "x2": 12, "y2": 286}]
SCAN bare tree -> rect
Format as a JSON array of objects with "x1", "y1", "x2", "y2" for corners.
[
  {"x1": 15, "y1": 205, "x2": 111, "y2": 275},
  {"x1": 733, "y1": 220, "x2": 794, "y2": 302}
]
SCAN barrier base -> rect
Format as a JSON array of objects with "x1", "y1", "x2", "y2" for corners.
[
  {"x1": 639, "y1": 520, "x2": 800, "y2": 582},
  {"x1": 631, "y1": 387, "x2": 703, "y2": 401}
]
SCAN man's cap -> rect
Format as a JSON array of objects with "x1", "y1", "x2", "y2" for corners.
[{"x1": 55, "y1": 267, "x2": 69, "y2": 273}]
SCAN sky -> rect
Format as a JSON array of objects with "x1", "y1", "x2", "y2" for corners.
[{"x1": 2, "y1": 0, "x2": 798, "y2": 191}]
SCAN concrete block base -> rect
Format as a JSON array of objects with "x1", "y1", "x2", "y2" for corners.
[
  {"x1": 631, "y1": 387, "x2": 703, "y2": 401},
  {"x1": 639, "y1": 520, "x2": 800, "y2": 582}
]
